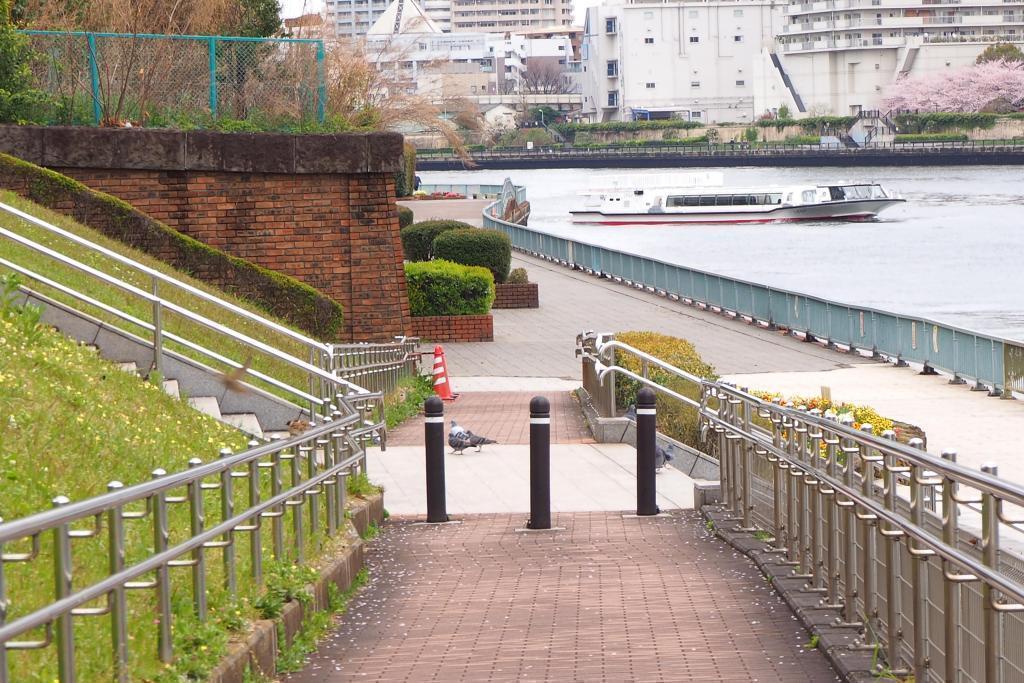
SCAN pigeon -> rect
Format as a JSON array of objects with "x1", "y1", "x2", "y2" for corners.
[
  {"x1": 655, "y1": 443, "x2": 677, "y2": 472},
  {"x1": 448, "y1": 420, "x2": 497, "y2": 454}
]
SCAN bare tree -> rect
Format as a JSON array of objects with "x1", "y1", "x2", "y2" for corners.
[{"x1": 520, "y1": 61, "x2": 575, "y2": 95}]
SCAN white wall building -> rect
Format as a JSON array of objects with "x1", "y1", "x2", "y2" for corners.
[
  {"x1": 324, "y1": 0, "x2": 452, "y2": 38},
  {"x1": 581, "y1": 0, "x2": 786, "y2": 124},
  {"x1": 581, "y1": 0, "x2": 1024, "y2": 123},
  {"x1": 776, "y1": 1, "x2": 1024, "y2": 114}
]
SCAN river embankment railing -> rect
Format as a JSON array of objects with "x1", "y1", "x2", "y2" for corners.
[
  {"x1": 481, "y1": 180, "x2": 1023, "y2": 396},
  {"x1": 577, "y1": 330, "x2": 1024, "y2": 682}
]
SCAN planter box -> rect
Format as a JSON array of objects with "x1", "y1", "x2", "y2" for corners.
[
  {"x1": 493, "y1": 282, "x2": 539, "y2": 309},
  {"x1": 411, "y1": 314, "x2": 493, "y2": 342}
]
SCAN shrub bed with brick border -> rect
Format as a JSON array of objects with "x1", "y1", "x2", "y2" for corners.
[
  {"x1": 493, "y1": 282, "x2": 539, "y2": 309},
  {"x1": 209, "y1": 492, "x2": 385, "y2": 683},
  {"x1": 411, "y1": 314, "x2": 493, "y2": 342}
]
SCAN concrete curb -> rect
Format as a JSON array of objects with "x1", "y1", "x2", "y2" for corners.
[
  {"x1": 701, "y1": 505, "x2": 877, "y2": 682},
  {"x1": 208, "y1": 492, "x2": 386, "y2": 683}
]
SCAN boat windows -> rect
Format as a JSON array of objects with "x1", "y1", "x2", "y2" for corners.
[
  {"x1": 732, "y1": 195, "x2": 749, "y2": 206},
  {"x1": 683, "y1": 196, "x2": 699, "y2": 206},
  {"x1": 715, "y1": 195, "x2": 733, "y2": 206},
  {"x1": 663, "y1": 193, "x2": 785, "y2": 208},
  {"x1": 801, "y1": 189, "x2": 817, "y2": 203},
  {"x1": 699, "y1": 196, "x2": 716, "y2": 206},
  {"x1": 828, "y1": 186, "x2": 846, "y2": 200},
  {"x1": 871, "y1": 185, "x2": 887, "y2": 198}
]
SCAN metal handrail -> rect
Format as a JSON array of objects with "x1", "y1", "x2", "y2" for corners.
[
  {"x1": 578, "y1": 331, "x2": 1024, "y2": 681},
  {"x1": 0, "y1": 202, "x2": 331, "y2": 356}
]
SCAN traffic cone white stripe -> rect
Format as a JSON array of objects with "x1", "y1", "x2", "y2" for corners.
[
  {"x1": 432, "y1": 366, "x2": 444, "y2": 375},
  {"x1": 434, "y1": 376, "x2": 447, "y2": 386}
]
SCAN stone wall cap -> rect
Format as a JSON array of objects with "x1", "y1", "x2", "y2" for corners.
[{"x1": 0, "y1": 125, "x2": 403, "y2": 174}]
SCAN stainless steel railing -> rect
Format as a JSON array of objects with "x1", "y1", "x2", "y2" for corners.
[
  {"x1": 0, "y1": 201, "x2": 420, "y2": 680},
  {"x1": 0, "y1": 410, "x2": 372, "y2": 682},
  {"x1": 578, "y1": 331, "x2": 1024, "y2": 682}
]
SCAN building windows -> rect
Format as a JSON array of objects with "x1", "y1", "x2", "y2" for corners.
[
  {"x1": 644, "y1": 37, "x2": 654, "y2": 43},
  {"x1": 688, "y1": 10, "x2": 698, "y2": 18},
  {"x1": 605, "y1": 17, "x2": 617, "y2": 33},
  {"x1": 690, "y1": 80, "x2": 700, "y2": 87},
  {"x1": 606, "y1": 59, "x2": 618, "y2": 76},
  {"x1": 733, "y1": 8, "x2": 744, "y2": 17},
  {"x1": 735, "y1": 80, "x2": 745, "y2": 86},
  {"x1": 689, "y1": 36, "x2": 699, "y2": 43},
  {"x1": 607, "y1": 90, "x2": 618, "y2": 106},
  {"x1": 734, "y1": 35, "x2": 743, "y2": 42},
  {"x1": 646, "y1": 82, "x2": 656, "y2": 88}
]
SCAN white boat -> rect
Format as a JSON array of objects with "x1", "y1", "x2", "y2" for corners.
[{"x1": 570, "y1": 172, "x2": 905, "y2": 225}]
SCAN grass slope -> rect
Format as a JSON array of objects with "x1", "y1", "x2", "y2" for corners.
[{"x1": 0, "y1": 191, "x2": 314, "y2": 403}]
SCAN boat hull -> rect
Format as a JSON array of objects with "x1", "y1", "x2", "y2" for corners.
[{"x1": 570, "y1": 199, "x2": 905, "y2": 225}]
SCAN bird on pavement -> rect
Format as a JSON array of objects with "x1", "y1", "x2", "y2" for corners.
[
  {"x1": 655, "y1": 443, "x2": 677, "y2": 472},
  {"x1": 448, "y1": 420, "x2": 497, "y2": 454}
]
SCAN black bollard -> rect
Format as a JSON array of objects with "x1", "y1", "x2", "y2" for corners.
[
  {"x1": 424, "y1": 396, "x2": 448, "y2": 523},
  {"x1": 636, "y1": 387, "x2": 660, "y2": 516},
  {"x1": 527, "y1": 396, "x2": 551, "y2": 530}
]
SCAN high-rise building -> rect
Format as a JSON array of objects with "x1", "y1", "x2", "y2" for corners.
[
  {"x1": 449, "y1": 0, "x2": 575, "y2": 33},
  {"x1": 324, "y1": 0, "x2": 452, "y2": 38}
]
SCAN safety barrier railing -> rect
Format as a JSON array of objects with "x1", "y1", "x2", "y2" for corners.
[
  {"x1": 0, "y1": 203, "x2": 406, "y2": 680},
  {"x1": 483, "y1": 191, "x2": 1022, "y2": 395},
  {"x1": 0, "y1": 411, "x2": 374, "y2": 682},
  {"x1": 578, "y1": 331, "x2": 1024, "y2": 682}
]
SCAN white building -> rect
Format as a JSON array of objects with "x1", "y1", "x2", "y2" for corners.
[
  {"x1": 580, "y1": 0, "x2": 786, "y2": 124},
  {"x1": 776, "y1": 1, "x2": 1024, "y2": 115},
  {"x1": 449, "y1": 0, "x2": 574, "y2": 33},
  {"x1": 580, "y1": 0, "x2": 1024, "y2": 122},
  {"x1": 324, "y1": 0, "x2": 452, "y2": 38}
]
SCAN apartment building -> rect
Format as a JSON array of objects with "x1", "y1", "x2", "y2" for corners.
[
  {"x1": 324, "y1": 0, "x2": 452, "y2": 38},
  {"x1": 449, "y1": 0, "x2": 575, "y2": 33},
  {"x1": 580, "y1": 0, "x2": 786, "y2": 123},
  {"x1": 777, "y1": 0, "x2": 1024, "y2": 114}
]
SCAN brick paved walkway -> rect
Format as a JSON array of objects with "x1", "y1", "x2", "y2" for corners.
[
  {"x1": 388, "y1": 390, "x2": 592, "y2": 446},
  {"x1": 287, "y1": 512, "x2": 838, "y2": 682}
]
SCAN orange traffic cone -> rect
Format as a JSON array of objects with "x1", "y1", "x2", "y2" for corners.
[{"x1": 431, "y1": 345, "x2": 458, "y2": 401}]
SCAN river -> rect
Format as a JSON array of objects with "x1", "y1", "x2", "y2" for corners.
[{"x1": 422, "y1": 165, "x2": 1024, "y2": 343}]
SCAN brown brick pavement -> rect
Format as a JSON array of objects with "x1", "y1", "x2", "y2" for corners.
[
  {"x1": 388, "y1": 391, "x2": 593, "y2": 446},
  {"x1": 286, "y1": 512, "x2": 839, "y2": 683}
]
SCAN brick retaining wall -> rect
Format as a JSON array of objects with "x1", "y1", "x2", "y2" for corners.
[
  {"x1": 0, "y1": 126, "x2": 411, "y2": 341},
  {"x1": 493, "y1": 282, "x2": 539, "y2": 309},
  {"x1": 411, "y1": 314, "x2": 493, "y2": 342}
]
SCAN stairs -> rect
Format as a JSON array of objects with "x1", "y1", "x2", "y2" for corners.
[
  {"x1": 769, "y1": 52, "x2": 806, "y2": 114},
  {"x1": 21, "y1": 288, "x2": 311, "y2": 442}
]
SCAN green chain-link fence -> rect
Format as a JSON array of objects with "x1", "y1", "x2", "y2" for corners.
[{"x1": 21, "y1": 31, "x2": 326, "y2": 128}]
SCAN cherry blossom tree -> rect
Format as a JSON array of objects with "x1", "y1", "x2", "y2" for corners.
[{"x1": 883, "y1": 60, "x2": 1024, "y2": 112}]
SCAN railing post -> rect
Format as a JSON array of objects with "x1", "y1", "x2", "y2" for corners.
[
  {"x1": 528, "y1": 396, "x2": 552, "y2": 530},
  {"x1": 107, "y1": 481, "x2": 129, "y2": 683},
  {"x1": 151, "y1": 469, "x2": 173, "y2": 663},
  {"x1": 981, "y1": 463, "x2": 1001, "y2": 683},
  {"x1": 219, "y1": 448, "x2": 236, "y2": 597},
  {"x1": 941, "y1": 450, "x2": 961, "y2": 682},
  {"x1": 151, "y1": 277, "x2": 163, "y2": 379},
  {"x1": 635, "y1": 388, "x2": 659, "y2": 516},
  {"x1": 424, "y1": 396, "x2": 448, "y2": 523},
  {"x1": 187, "y1": 458, "x2": 207, "y2": 621},
  {"x1": 208, "y1": 37, "x2": 218, "y2": 119},
  {"x1": 290, "y1": 445, "x2": 305, "y2": 564},
  {"x1": 857, "y1": 425, "x2": 879, "y2": 648},
  {"x1": 0, "y1": 516, "x2": 7, "y2": 683},
  {"x1": 246, "y1": 440, "x2": 263, "y2": 583},
  {"x1": 52, "y1": 495, "x2": 75, "y2": 683},
  {"x1": 315, "y1": 40, "x2": 326, "y2": 123},
  {"x1": 86, "y1": 33, "x2": 101, "y2": 125}
]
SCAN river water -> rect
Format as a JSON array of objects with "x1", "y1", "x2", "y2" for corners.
[{"x1": 422, "y1": 166, "x2": 1024, "y2": 343}]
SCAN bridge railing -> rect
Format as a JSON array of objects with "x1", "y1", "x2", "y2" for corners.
[
  {"x1": 483, "y1": 193, "x2": 1022, "y2": 395},
  {"x1": 578, "y1": 331, "x2": 1024, "y2": 682}
]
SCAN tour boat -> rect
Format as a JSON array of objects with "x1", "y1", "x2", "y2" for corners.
[{"x1": 570, "y1": 172, "x2": 905, "y2": 225}]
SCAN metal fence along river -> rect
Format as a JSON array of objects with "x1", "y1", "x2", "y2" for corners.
[{"x1": 482, "y1": 180, "x2": 1024, "y2": 396}]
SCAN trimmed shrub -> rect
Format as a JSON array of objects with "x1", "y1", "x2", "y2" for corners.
[
  {"x1": 894, "y1": 112, "x2": 997, "y2": 133},
  {"x1": 507, "y1": 267, "x2": 529, "y2": 284},
  {"x1": 400, "y1": 219, "x2": 473, "y2": 261},
  {"x1": 432, "y1": 228, "x2": 512, "y2": 284},
  {"x1": 894, "y1": 133, "x2": 969, "y2": 143},
  {"x1": 397, "y1": 204, "x2": 414, "y2": 229},
  {"x1": 784, "y1": 135, "x2": 822, "y2": 145},
  {"x1": 405, "y1": 260, "x2": 495, "y2": 316},
  {"x1": 613, "y1": 331, "x2": 717, "y2": 449}
]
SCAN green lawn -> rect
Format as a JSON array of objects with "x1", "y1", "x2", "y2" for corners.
[{"x1": 0, "y1": 191, "x2": 318, "y2": 405}]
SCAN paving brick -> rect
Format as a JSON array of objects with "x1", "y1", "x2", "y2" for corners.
[{"x1": 285, "y1": 512, "x2": 839, "y2": 682}]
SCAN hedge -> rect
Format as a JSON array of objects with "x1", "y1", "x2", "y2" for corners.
[
  {"x1": 397, "y1": 204, "x2": 414, "y2": 229},
  {"x1": 784, "y1": 135, "x2": 822, "y2": 145},
  {"x1": 400, "y1": 220, "x2": 473, "y2": 261},
  {"x1": 894, "y1": 133, "x2": 969, "y2": 143},
  {"x1": 757, "y1": 116, "x2": 856, "y2": 131},
  {"x1": 894, "y1": 112, "x2": 997, "y2": 133},
  {"x1": 0, "y1": 153, "x2": 344, "y2": 338},
  {"x1": 394, "y1": 142, "x2": 417, "y2": 197},
  {"x1": 613, "y1": 331, "x2": 717, "y2": 449},
  {"x1": 432, "y1": 228, "x2": 511, "y2": 284},
  {"x1": 405, "y1": 260, "x2": 495, "y2": 316}
]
